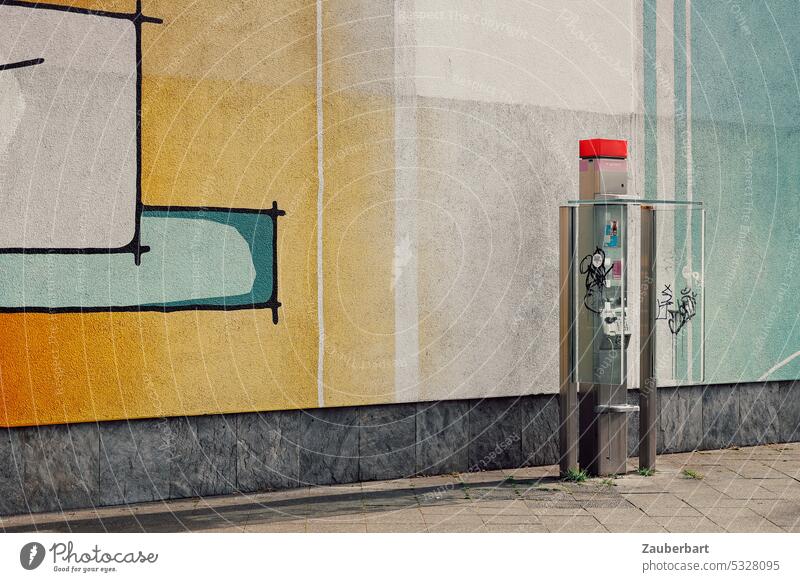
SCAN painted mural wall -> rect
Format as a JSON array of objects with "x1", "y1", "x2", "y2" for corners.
[
  {"x1": 0, "y1": 0, "x2": 796, "y2": 428},
  {"x1": 643, "y1": 0, "x2": 800, "y2": 384}
]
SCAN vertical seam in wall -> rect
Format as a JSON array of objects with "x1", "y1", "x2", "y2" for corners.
[
  {"x1": 674, "y1": 0, "x2": 687, "y2": 202},
  {"x1": 643, "y1": 0, "x2": 658, "y2": 198},
  {"x1": 393, "y1": 0, "x2": 420, "y2": 402},
  {"x1": 356, "y1": 408, "x2": 362, "y2": 482},
  {"x1": 315, "y1": 0, "x2": 325, "y2": 408},
  {"x1": 685, "y1": 0, "x2": 692, "y2": 205},
  {"x1": 685, "y1": 0, "x2": 694, "y2": 377},
  {"x1": 96, "y1": 422, "x2": 101, "y2": 506},
  {"x1": 413, "y1": 403, "x2": 417, "y2": 477},
  {"x1": 736, "y1": 385, "x2": 741, "y2": 438},
  {"x1": 234, "y1": 415, "x2": 239, "y2": 493},
  {"x1": 674, "y1": 0, "x2": 696, "y2": 379}
]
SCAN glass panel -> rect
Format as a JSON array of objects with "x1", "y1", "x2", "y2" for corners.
[
  {"x1": 652, "y1": 205, "x2": 705, "y2": 384},
  {"x1": 572, "y1": 203, "x2": 629, "y2": 385},
  {"x1": 567, "y1": 198, "x2": 703, "y2": 207}
]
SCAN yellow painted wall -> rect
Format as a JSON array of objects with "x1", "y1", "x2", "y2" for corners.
[
  {"x1": 320, "y1": 1, "x2": 396, "y2": 406},
  {"x1": 0, "y1": 0, "x2": 404, "y2": 427}
]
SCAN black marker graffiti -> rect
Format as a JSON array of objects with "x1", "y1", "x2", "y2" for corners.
[
  {"x1": 656, "y1": 284, "x2": 697, "y2": 335},
  {"x1": 579, "y1": 246, "x2": 612, "y2": 314},
  {"x1": 655, "y1": 284, "x2": 673, "y2": 321}
]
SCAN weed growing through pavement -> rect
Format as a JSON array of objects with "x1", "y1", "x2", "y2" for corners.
[
  {"x1": 562, "y1": 468, "x2": 588, "y2": 483},
  {"x1": 682, "y1": 469, "x2": 703, "y2": 480}
]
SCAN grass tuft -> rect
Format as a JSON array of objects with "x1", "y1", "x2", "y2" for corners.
[
  {"x1": 561, "y1": 468, "x2": 588, "y2": 483},
  {"x1": 637, "y1": 467, "x2": 655, "y2": 477},
  {"x1": 682, "y1": 468, "x2": 704, "y2": 480}
]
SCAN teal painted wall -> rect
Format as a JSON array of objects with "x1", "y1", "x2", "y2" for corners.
[
  {"x1": 669, "y1": 1, "x2": 800, "y2": 382},
  {"x1": 0, "y1": 210, "x2": 275, "y2": 309}
]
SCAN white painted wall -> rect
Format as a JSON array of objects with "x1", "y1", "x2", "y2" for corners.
[
  {"x1": 0, "y1": 7, "x2": 136, "y2": 249},
  {"x1": 390, "y1": 0, "x2": 644, "y2": 399},
  {"x1": 409, "y1": 0, "x2": 638, "y2": 114}
]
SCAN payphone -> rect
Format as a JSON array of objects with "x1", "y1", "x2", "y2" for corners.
[{"x1": 559, "y1": 139, "x2": 704, "y2": 476}]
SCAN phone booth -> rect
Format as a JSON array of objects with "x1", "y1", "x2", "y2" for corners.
[{"x1": 559, "y1": 139, "x2": 705, "y2": 476}]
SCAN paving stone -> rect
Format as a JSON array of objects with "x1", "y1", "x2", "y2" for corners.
[
  {"x1": 245, "y1": 520, "x2": 306, "y2": 533},
  {"x1": 750, "y1": 501, "x2": 800, "y2": 527},
  {"x1": 708, "y1": 482, "x2": 780, "y2": 500},
  {"x1": 651, "y1": 516, "x2": 725, "y2": 532},
  {"x1": 367, "y1": 523, "x2": 428, "y2": 532},
  {"x1": 425, "y1": 513, "x2": 487, "y2": 527},
  {"x1": 605, "y1": 523, "x2": 667, "y2": 532},
  {"x1": 677, "y1": 493, "x2": 744, "y2": 509},
  {"x1": 307, "y1": 521, "x2": 367, "y2": 533},
  {"x1": 483, "y1": 524, "x2": 548, "y2": 532},
  {"x1": 625, "y1": 494, "x2": 699, "y2": 517},
  {"x1": 481, "y1": 513, "x2": 541, "y2": 526},
  {"x1": 761, "y1": 481, "x2": 800, "y2": 497},
  {"x1": 426, "y1": 523, "x2": 487, "y2": 533},
  {"x1": 699, "y1": 506, "x2": 762, "y2": 524},
  {"x1": 473, "y1": 500, "x2": 531, "y2": 515},
  {"x1": 364, "y1": 509, "x2": 427, "y2": 524},
  {"x1": 540, "y1": 515, "x2": 606, "y2": 532},
  {"x1": 585, "y1": 508, "x2": 650, "y2": 523},
  {"x1": 419, "y1": 501, "x2": 474, "y2": 516},
  {"x1": 727, "y1": 462, "x2": 785, "y2": 479},
  {"x1": 623, "y1": 492, "x2": 688, "y2": 508},
  {"x1": 724, "y1": 519, "x2": 784, "y2": 532}
]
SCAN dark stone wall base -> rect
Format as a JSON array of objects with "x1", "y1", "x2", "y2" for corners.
[{"x1": 2, "y1": 380, "x2": 799, "y2": 516}]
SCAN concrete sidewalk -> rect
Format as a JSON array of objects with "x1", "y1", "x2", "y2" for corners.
[{"x1": 2, "y1": 443, "x2": 799, "y2": 533}]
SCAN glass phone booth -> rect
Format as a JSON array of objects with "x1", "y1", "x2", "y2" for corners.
[{"x1": 559, "y1": 199, "x2": 705, "y2": 476}]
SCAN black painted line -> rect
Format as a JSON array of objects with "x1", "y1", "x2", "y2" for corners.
[
  {"x1": 270, "y1": 201, "x2": 282, "y2": 324},
  {"x1": 144, "y1": 203, "x2": 287, "y2": 218},
  {"x1": 0, "y1": 2, "x2": 284, "y2": 322},
  {"x1": 0, "y1": 245, "x2": 151, "y2": 255},
  {"x1": 133, "y1": 0, "x2": 144, "y2": 265},
  {"x1": 0, "y1": 0, "x2": 161, "y2": 264},
  {"x1": 0, "y1": 58, "x2": 44, "y2": 71},
  {"x1": 0, "y1": 204, "x2": 285, "y2": 323},
  {"x1": 0, "y1": 301, "x2": 282, "y2": 315},
  {"x1": 1, "y1": 0, "x2": 162, "y2": 23}
]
